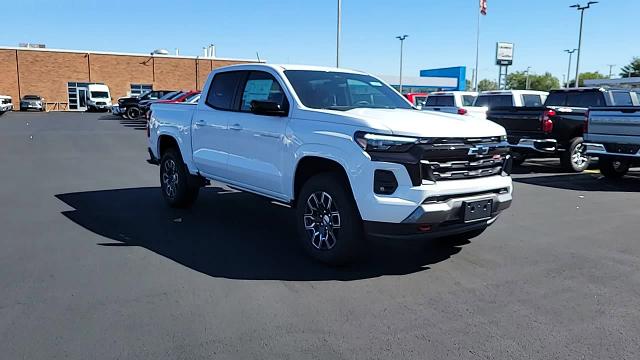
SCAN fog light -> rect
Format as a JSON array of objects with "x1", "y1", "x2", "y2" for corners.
[{"x1": 374, "y1": 170, "x2": 398, "y2": 195}]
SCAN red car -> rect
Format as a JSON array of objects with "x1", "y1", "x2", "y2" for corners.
[
  {"x1": 404, "y1": 92, "x2": 428, "y2": 107},
  {"x1": 144, "y1": 91, "x2": 201, "y2": 118}
]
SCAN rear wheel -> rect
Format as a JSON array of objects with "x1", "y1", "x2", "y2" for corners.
[
  {"x1": 560, "y1": 137, "x2": 590, "y2": 173},
  {"x1": 296, "y1": 173, "x2": 364, "y2": 265},
  {"x1": 599, "y1": 157, "x2": 630, "y2": 179},
  {"x1": 160, "y1": 148, "x2": 200, "y2": 208}
]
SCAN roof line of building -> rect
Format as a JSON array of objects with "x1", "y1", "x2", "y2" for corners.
[{"x1": 0, "y1": 46, "x2": 265, "y2": 63}]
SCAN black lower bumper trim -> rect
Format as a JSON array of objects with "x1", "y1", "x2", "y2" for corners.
[{"x1": 364, "y1": 219, "x2": 489, "y2": 241}]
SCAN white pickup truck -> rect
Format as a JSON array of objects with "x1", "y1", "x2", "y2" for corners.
[
  {"x1": 585, "y1": 107, "x2": 640, "y2": 178},
  {"x1": 148, "y1": 64, "x2": 513, "y2": 265}
]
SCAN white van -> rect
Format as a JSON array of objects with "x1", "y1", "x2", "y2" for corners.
[{"x1": 85, "y1": 84, "x2": 112, "y2": 112}]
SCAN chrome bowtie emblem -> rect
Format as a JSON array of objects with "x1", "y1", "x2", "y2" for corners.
[{"x1": 468, "y1": 145, "x2": 490, "y2": 157}]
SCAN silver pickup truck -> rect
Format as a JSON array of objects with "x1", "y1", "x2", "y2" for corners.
[{"x1": 585, "y1": 107, "x2": 640, "y2": 178}]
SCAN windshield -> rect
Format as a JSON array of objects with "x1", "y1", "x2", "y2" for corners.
[
  {"x1": 90, "y1": 91, "x2": 109, "y2": 99},
  {"x1": 285, "y1": 70, "x2": 412, "y2": 111},
  {"x1": 23, "y1": 95, "x2": 41, "y2": 100}
]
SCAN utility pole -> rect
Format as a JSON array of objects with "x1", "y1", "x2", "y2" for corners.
[
  {"x1": 336, "y1": 0, "x2": 342, "y2": 68},
  {"x1": 571, "y1": 2, "x2": 598, "y2": 88},
  {"x1": 564, "y1": 49, "x2": 577, "y2": 88},
  {"x1": 396, "y1": 35, "x2": 408, "y2": 94},
  {"x1": 607, "y1": 64, "x2": 616, "y2": 79},
  {"x1": 525, "y1": 67, "x2": 531, "y2": 90}
]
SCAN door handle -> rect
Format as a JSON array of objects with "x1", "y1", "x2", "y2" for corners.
[
  {"x1": 229, "y1": 123, "x2": 243, "y2": 131},
  {"x1": 195, "y1": 119, "x2": 206, "y2": 126}
]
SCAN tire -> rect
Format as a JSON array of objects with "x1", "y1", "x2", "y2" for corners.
[
  {"x1": 159, "y1": 148, "x2": 200, "y2": 208},
  {"x1": 296, "y1": 173, "x2": 364, "y2": 265},
  {"x1": 126, "y1": 106, "x2": 141, "y2": 119},
  {"x1": 599, "y1": 157, "x2": 630, "y2": 179},
  {"x1": 512, "y1": 152, "x2": 526, "y2": 167},
  {"x1": 560, "y1": 137, "x2": 591, "y2": 173}
]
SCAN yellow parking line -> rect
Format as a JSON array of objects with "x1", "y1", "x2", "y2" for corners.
[{"x1": 583, "y1": 170, "x2": 599, "y2": 174}]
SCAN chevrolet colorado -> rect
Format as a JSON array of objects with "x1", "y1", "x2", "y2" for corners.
[{"x1": 148, "y1": 64, "x2": 513, "y2": 264}]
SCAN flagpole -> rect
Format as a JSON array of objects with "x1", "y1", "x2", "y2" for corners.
[{"x1": 474, "y1": 2, "x2": 481, "y2": 91}]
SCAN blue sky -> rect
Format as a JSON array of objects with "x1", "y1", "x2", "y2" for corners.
[{"x1": 1, "y1": 0, "x2": 636, "y2": 83}]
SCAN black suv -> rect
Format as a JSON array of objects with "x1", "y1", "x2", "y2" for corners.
[
  {"x1": 20, "y1": 95, "x2": 44, "y2": 112},
  {"x1": 115, "y1": 90, "x2": 175, "y2": 119}
]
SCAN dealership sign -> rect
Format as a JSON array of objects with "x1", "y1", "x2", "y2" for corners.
[{"x1": 496, "y1": 42, "x2": 514, "y2": 66}]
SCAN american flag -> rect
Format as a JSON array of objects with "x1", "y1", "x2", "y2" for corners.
[{"x1": 480, "y1": 0, "x2": 487, "y2": 15}]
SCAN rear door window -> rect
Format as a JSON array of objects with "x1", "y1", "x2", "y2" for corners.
[
  {"x1": 611, "y1": 91, "x2": 633, "y2": 106},
  {"x1": 522, "y1": 94, "x2": 543, "y2": 107},
  {"x1": 206, "y1": 71, "x2": 246, "y2": 110}
]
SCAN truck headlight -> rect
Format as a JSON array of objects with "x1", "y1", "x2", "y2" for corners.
[{"x1": 354, "y1": 132, "x2": 418, "y2": 152}]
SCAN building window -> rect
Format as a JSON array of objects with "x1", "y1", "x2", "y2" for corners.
[{"x1": 130, "y1": 84, "x2": 153, "y2": 97}]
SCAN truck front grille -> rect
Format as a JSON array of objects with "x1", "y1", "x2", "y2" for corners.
[
  {"x1": 419, "y1": 137, "x2": 510, "y2": 183},
  {"x1": 424, "y1": 157, "x2": 505, "y2": 181}
]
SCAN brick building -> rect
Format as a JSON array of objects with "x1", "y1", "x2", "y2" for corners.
[{"x1": 0, "y1": 46, "x2": 260, "y2": 111}]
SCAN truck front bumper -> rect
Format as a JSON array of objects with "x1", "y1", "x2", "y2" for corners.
[
  {"x1": 0, "y1": 104, "x2": 12, "y2": 112},
  {"x1": 364, "y1": 189, "x2": 512, "y2": 240}
]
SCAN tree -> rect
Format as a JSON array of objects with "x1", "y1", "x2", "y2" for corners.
[
  {"x1": 506, "y1": 71, "x2": 560, "y2": 91},
  {"x1": 568, "y1": 71, "x2": 607, "y2": 87},
  {"x1": 477, "y1": 79, "x2": 498, "y2": 91},
  {"x1": 620, "y1": 57, "x2": 640, "y2": 78},
  {"x1": 465, "y1": 79, "x2": 472, "y2": 91}
]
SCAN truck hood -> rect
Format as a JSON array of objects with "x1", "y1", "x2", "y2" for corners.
[{"x1": 342, "y1": 108, "x2": 505, "y2": 138}]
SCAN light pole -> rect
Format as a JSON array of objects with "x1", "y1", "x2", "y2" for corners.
[
  {"x1": 564, "y1": 49, "x2": 577, "y2": 88},
  {"x1": 525, "y1": 66, "x2": 531, "y2": 90},
  {"x1": 571, "y1": 2, "x2": 598, "y2": 88},
  {"x1": 336, "y1": 0, "x2": 342, "y2": 68},
  {"x1": 396, "y1": 35, "x2": 408, "y2": 94}
]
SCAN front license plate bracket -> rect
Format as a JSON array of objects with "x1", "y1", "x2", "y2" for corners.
[{"x1": 463, "y1": 199, "x2": 493, "y2": 223}]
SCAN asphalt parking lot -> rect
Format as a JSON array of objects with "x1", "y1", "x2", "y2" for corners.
[{"x1": 1, "y1": 111, "x2": 639, "y2": 359}]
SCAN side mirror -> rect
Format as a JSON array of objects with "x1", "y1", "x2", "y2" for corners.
[{"x1": 250, "y1": 100, "x2": 287, "y2": 116}]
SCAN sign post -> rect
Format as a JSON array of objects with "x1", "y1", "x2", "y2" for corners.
[{"x1": 496, "y1": 42, "x2": 514, "y2": 90}]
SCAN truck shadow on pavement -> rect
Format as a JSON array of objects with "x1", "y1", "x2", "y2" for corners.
[
  {"x1": 55, "y1": 187, "x2": 468, "y2": 281},
  {"x1": 513, "y1": 172, "x2": 640, "y2": 192},
  {"x1": 98, "y1": 114, "x2": 147, "y2": 130}
]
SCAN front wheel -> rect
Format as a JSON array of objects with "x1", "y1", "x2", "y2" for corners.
[
  {"x1": 160, "y1": 148, "x2": 200, "y2": 208},
  {"x1": 599, "y1": 157, "x2": 630, "y2": 179},
  {"x1": 560, "y1": 137, "x2": 591, "y2": 173},
  {"x1": 126, "y1": 107, "x2": 141, "y2": 119},
  {"x1": 296, "y1": 173, "x2": 364, "y2": 265}
]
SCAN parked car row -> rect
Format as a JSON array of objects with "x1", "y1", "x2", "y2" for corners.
[
  {"x1": 487, "y1": 87, "x2": 639, "y2": 172},
  {"x1": 411, "y1": 90, "x2": 549, "y2": 120},
  {"x1": 112, "y1": 89, "x2": 201, "y2": 119}
]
